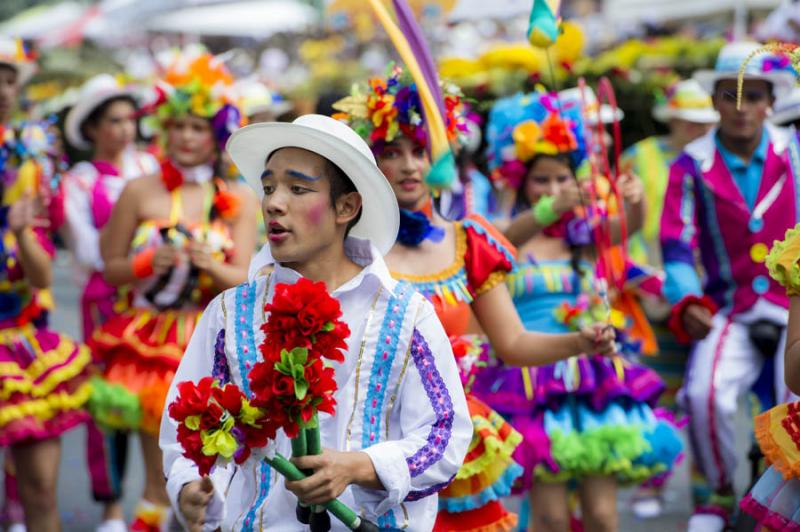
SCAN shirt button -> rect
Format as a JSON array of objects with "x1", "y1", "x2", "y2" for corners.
[
  {"x1": 752, "y1": 275, "x2": 770, "y2": 295},
  {"x1": 750, "y1": 243, "x2": 769, "y2": 264},
  {"x1": 749, "y1": 218, "x2": 764, "y2": 233}
]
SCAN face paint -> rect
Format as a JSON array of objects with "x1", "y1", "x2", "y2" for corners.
[
  {"x1": 287, "y1": 169, "x2": 321, "y2": 182},
  {"x1": 307, "y1": 198, "x2": 329, "y2": 226}
]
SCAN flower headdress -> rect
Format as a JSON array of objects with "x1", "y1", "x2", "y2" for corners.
[
  {"x1": 151, "y1": 48, "x2": 243, "y2": 150},
  {"x1": 485, "y1": 91, "x2": 588, "y2": 189},
  {"x1": 333, "y1": 64, "x2": 468, "y2": 153}
]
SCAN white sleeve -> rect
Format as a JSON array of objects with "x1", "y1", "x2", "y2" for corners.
[
  {"x1": 357, "y1": 301, "x2": 471, "y2": 516},
  {"x1": 63, "y1": 164, "x2": 103, "y2": 271},
  {"x1": 160, "y1": 295, "x2": 230, "y2": 530}
]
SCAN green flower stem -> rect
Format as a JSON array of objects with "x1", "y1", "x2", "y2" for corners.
[
  {"x1": 306, "y1": 414, "x2": 321, "y2": 456},
  {"x1": 291, "y1": 428, "x2": 308, "y2": 458},
  {"x1": 268, "y1": 454, "x2": 362, "y2": 530}
]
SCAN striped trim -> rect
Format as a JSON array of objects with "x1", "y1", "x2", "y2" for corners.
[
  {"x1": 679, "y1": 169, "x2": 696, "y2": 244},
  {"x1": 405, "y1": 329, "x2": 454, "y2": 479},
  {"x1": 787, "y1": 137, "x2": 800, "y2": 222},
  {"x1": 699, "y1": 179, "x2": 736, "y2": 312},
  {"x1": 241, "y1": 460, "x2": 272, "y2": 532},
  {"x1": 708, "y1": 319, "x2": 732, "y2": 488},
  {"x1": 362, "y1": 282, "x2": 415, "y2": 449},
  {"x1": 234, "y1": 281, "x2": 258, "y2": 397}
]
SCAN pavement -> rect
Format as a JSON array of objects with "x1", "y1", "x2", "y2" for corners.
[{"x1": 2, "y1": 252, "x2": 758, "y2": 531}]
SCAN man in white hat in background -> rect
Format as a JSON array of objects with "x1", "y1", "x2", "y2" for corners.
[
  {"x1": 620, "y1": 78, "x2": 719, "y2": 520},
  {"x1": 160, "y1": 114, "x2": 471, "y2": 531},
  {"x1": 660, "y1": 41, "x2": 800, "y2": 532}
]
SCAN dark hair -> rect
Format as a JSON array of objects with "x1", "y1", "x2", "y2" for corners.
[
  {"x1": 80, "y1": 95, "x2": 138, "y2": 145},
  {"x1": 516, "y1": 151, "x2": 585, "y2": 279},
  {"x1": 324, "y1": 159, "x2": 362, "y2": 235}
]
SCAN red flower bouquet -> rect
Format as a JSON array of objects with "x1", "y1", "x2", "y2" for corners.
[{"x1": 168, "y1": 377, "x2": 275, "y2": 476}]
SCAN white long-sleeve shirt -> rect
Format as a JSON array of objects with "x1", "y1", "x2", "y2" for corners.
[
  {"x1": 160, "y1": 238, "x2": 471, "y2": 531},
  {"x1": 62, "y1": 149, "x2": 158, "y2": 283}
]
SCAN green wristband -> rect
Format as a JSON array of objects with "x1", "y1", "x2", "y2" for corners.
[{"x1": 532, "y1": 195, "x2": 560, "y2": 226}]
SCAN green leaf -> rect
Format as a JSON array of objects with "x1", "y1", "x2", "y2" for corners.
[
  {"x1": 288, "y1": 347, "x2": 308, "y2": 366},
  {"x1": 321, "y1": 321, "x2": 334, "y2": 332},
  {"x1": 294, "y1": 378, "x2": 309, "y2": 401}
]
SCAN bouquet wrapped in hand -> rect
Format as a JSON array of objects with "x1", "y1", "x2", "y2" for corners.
[{"x1": 169, "y1": 278, "x2": 377, "y2": 531}]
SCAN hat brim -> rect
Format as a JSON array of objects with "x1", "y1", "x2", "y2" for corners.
[
  {"x1": 65, "y1": 88, "x2": 139, "y2": 151},
  {"x1": 585, "y1": 104, "x2": 624, "y2": 125},
  {"x1": 653, "y1": 105, "x2": 719, "y2": 124},
  {"x1": 694, "y1": 69, "x2": 796, "y2": 100},
  {"x1": 226, "y1": 122, "x2": 399, "y2": 256},
  {"x1": 770, "y1": 102, "x2": 800, "y2": 126},
  {"x1": 0, "y1": 61, "x2": 36, "y2": 86}
]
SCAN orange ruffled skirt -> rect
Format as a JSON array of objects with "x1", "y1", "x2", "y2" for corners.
[
  {"x1": 0, "y1": 323, "x2": 91, "y2": 446},
  {"x1": 434, "y1": 394, "x2": 522, "y2": 532},
  {"x1": 89, "y1": 307, "x2": 201, "y2": 435}
]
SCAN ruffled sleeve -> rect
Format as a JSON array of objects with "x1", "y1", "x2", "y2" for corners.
[
  {"x1": 766, "y1": 224, "x2": 800, "y2": 296},
  {"x1": 462, "y1": 214, "x2": 516, "y2": 297}
]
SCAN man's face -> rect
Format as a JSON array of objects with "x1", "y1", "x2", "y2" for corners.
[
  {"x1": 260, "y1": 147, "x2": 341, "y2": 266},
  {"x1": 713, "y1": 79, "x2": 773, "y2": 141}
]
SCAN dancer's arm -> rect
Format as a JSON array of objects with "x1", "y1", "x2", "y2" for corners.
[
  {"x1": 472, "y1": 282, "x2": 615, "y2": 367},
  {"x1": 503, "y1": 179, "x2": 583, "y2": 247},
  {"x1": 785, "y1": 297, "x2": 800, "y2": 394},
  {"x1": 101, "y1": 178, "x2": 176, "y2": 286},
  {"x1": 187, "y1": 182, "x2": 259, "y2": 290},
  {"x1": 9, "y1": 196, "x2": 52, "y2": 289}
]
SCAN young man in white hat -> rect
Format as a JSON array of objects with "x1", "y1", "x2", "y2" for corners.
[
  {"x1": 62, "y1": 73, "x2": 159, "y2": 532},
  {"x1": 159, "y1": 115, "x2": 471, "y2": 531},
  {"x1": 661, "y1": 41, "x2": 800, "y2": 532}
]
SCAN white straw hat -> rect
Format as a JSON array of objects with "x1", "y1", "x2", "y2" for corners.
[{"x1": 226, "y1": 114, "x2": 399, "y2": 256}]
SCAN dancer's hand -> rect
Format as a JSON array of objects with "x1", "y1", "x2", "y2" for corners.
[
  {"x1": 152, "y1": 245, "x2": 178, "y2": 276},
  {"x1": 7, "y1": 194, "x2": 44, "y2": 235},
  {"x1": 188, "y1": 240, "x2": 215, "y2": 271},
  {"x1": 577, "y1": 324, "x2": 616, "y2": 356},
  {"x1": 618, "y1": 172, "x2": 644, "y2": 205},
  {"x1": 287, "y1": 449, "x2": 380, "y2": 505},
  {"x1": 552, "y1": 180, "x2": 583, "y2": 216},
  {"x1": 682, "y1": 303, "x2": 713, "y2": 340},
  {"x1": 178, "y1": 476, "x2": 214, "y2": 532}
]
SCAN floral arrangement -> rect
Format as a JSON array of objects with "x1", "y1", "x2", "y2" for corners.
[
  {"x1": 485, "y1": 90, "x2": 587, "y2": 189},
  {"x1": 168, "y1": 377, "x2": 274, "y2": 476},
  {"x1": 168, "y1": 278, "x2": 375, "y2": 530},
  {"x1": 766, "y1": 224, "x2": 800, "y2": 296},
  {"x1": 332, "y1": 63, "x2": 468, "y2": 151},
  {"x1": 249, "y1": 277, "x2": 348, "y2": 439}
]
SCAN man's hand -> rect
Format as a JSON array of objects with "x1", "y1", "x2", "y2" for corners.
[
  {"x1": 577, "y1": 324, "x2": 617, "y2": 356},
  {"x1": 682, "y1": 303, "x2": 714, "y2": 340},
  {"x1": 178, "y1": 476, "x2": 215, "y2": 532},
  {"x1": 286, "y1": 449, "x2": 379, "y2": 506}
]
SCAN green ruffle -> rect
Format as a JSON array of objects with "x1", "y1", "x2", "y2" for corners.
[
  {"x1": 766, "y1": 223, "x2": 800, "y2": 296},
  {"x1": 534, "y1": 425, "x2": 665, "y2": 484},
  {"x1": 86, "y1": 376, "x2": 142, "y2": 431}
]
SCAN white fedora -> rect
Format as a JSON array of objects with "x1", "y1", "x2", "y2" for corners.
[
  {"x1": 0, "y1": 38, "x2": 36, "y2": 86},
  {"x1": 694, "y1": 41, "x2": 796, "y2": 100},
  {"x1": 770, "y1": 87, "x2": 800, "y2": 126},
  {"x1": 65, "y1": 74, "x2": 139, "y2": 151},
  {"x1": 558, "y1": 86, "x2": 624, "y2": 126},
  {"x1": 226, "y1": 114, "x2": 399, "y2": 256},
  {"x1": 652, "y1": 79, "x2": 719, "y2": 124}
]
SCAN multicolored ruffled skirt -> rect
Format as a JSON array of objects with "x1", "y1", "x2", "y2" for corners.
[
  {"x1": 472, "y1": 354, "x2": 683, "y2": 489},
  {"x1": 0, "y1": 322, "x2": 91, "y2": 446},
  {"x1": 740, "y1": 401, "x2": 800, "y2": 530},
  {"x1": 434, "y1": 336, "x2": 522, "y2": 532},
  {"x1": 89, "y1": 307, "x2": 201, "y2": 435},
  {"x1": 434, "y1": 395, "x2": 522, "y2": 532}
]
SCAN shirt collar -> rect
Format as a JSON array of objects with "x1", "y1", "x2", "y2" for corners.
[
  {"x1": 687, "y1": 123, "x2": 789, "y2": 171},
  {"x1": 271, "y1": 237, "x2": 398, "y2": 297},
  {"x1": 714, "y1": 128, "x2": 769, "y2": 170}
]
